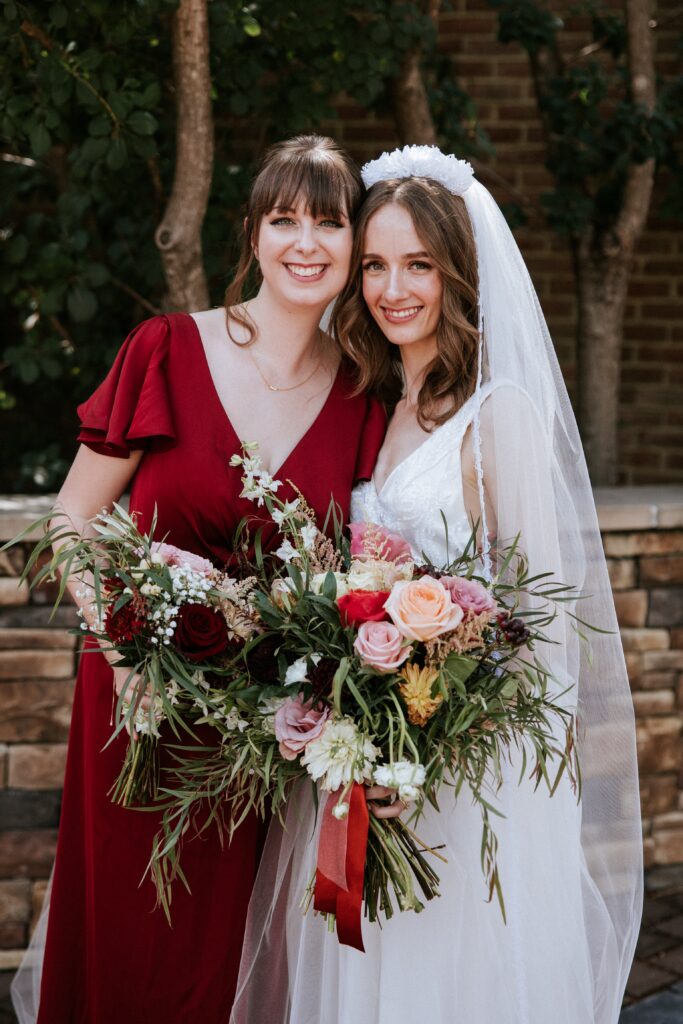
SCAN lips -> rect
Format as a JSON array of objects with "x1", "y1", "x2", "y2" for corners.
[
  {"x1": 381, "y1": 305, "x2": 423, "y2": 324},
  {"x1": 285, "y1": 263, "x2": 328, "y2": 281}
]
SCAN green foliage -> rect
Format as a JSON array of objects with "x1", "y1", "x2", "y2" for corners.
[
  {"x1": 2, "y1": 0, "x2": 487, "y2": 492},
  {"x1": 490, "y1": 0, "x2": 683, "y2": 237}
]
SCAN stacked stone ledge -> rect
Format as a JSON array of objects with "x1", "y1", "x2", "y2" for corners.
[{"x1": 0, "y1": 489, "x2": 682, "y2": 981}]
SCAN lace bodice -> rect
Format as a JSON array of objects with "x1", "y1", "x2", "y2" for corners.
[{"x1": 351, "y1": 389, "x2": 492, "y2": 565}]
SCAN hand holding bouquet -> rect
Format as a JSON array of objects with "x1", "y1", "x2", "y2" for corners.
[{"x1": 154, "y1": 445, "x2": 582, "y2": 948}]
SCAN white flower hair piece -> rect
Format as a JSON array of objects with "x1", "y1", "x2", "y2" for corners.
[{"x1": 361, "y1": 145, "x2": 474, "y2": 196}]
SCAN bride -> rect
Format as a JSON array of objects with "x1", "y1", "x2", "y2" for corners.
[{"x1": 230, "y1": 147, "x2": 643, "y2": 1024}]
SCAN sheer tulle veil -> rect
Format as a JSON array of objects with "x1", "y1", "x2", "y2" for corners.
[{"x1": 230, "y1": 148, "x2": 642, "y2": 1023}]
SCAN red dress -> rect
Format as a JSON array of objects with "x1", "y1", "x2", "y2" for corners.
[{"x1": 36, "y1": 313, "x2": 385, "y2": 1024}]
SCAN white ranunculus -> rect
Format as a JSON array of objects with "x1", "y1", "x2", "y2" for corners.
[
  {"x1": 373, "y1": 760, "x2": 426, "y2": 803},
  {"x1": 310, "y1": 571, "x2": 350, "y2": 599},
  {"x1": 301, "y1": 716, "x2": 380, "y2": 792}
]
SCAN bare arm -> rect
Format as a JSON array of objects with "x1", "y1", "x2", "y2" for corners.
[{"x1": 51, "y1": 445, "x2": 147, "y2": 707}]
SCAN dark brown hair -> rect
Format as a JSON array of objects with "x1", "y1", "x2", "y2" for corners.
[
  {"x1": 225, "y1": 135, "x2": 363, "y2": 343},
  {"x1": 332, "y1": 177, "x2": 480, "y2": 430}
]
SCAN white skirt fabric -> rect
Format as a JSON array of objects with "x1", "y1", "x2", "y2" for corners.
[{"x1": 231, "y1": 755, "x2": 628, "y2": 1024}]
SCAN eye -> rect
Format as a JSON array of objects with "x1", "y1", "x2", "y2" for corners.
[
  {"x1": 319, "y1": 218, "x2": 344, "y2": 229},
  {"x1": 362, "y1": 260, "x2": 384, "y2": 272},
  {"x1": 409, "y1": 260, "x2": 432, "y2": 271},
  {"x1": 270, "y1": 216, "x2": 295, "y2": 226}
]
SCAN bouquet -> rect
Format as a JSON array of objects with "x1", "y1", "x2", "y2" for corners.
[
  {"x1": 11, "y1": 504, "x2": 261, "y2": 809},
  {"x1": 150, "y1": 445, "x2": 582, "y2": 948}
]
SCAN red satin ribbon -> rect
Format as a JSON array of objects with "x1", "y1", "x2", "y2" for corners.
[{"x1": 314, "y1": 782, "x2": 369, "y2": 951}]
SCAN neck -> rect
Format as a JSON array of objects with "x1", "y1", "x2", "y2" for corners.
[
  {"x1": 245, "y1": 284, "x2": 327, "y2": 372},
  {"x1": 399, "y1": 340, "x2": 437, "y2": 407}
]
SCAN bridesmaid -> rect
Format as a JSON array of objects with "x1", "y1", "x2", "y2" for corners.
[{"x1": 15, "y1": 134, "x2": 385, "y2": 1024}]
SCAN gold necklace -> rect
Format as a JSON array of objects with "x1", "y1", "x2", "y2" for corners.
[
  {"x1": 239, "y1": 302, "x2": 324, "y2": 392},
  {"x1": 248, "y1": 333, "x2": 324, "y2": 392}
]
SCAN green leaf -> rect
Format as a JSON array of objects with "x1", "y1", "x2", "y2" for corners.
[
  {"x1": 67, "y1": 285, "x2": 97, "y2": 322},
  {"x1": 29, "y1": 124, "x2": 51, "y2": 157},
  {"x1": 128, "y1": 110, "x2": 158, "y2": 136},
  {"x1": 106, "y1": 136, "x2": 127, "y2": 170},
  {"x1": 242, "y1": 16, "x2": 261, "y2": 37}
]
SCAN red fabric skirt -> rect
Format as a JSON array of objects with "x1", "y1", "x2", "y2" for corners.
[{"x1": 37, "y1": 648, "x2": 262, "y2": 1024}]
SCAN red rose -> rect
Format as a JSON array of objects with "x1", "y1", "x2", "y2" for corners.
[
  {"x1": 174, "y1": 603, "x2": 230, "y2": 662},
  {"x1": 337, "y1": 589, "x2": 390, "y2": 628},
  {"x1": 104, "y1": 602, "x2": 146, "y2": 644}
]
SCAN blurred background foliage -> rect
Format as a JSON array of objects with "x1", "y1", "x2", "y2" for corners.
[
  {"x1": 0, "y1": 0, "x2": 486, "y2": 491},
  {"x1": 1, "y1": 0, "x2": 681, "y2": 490}
]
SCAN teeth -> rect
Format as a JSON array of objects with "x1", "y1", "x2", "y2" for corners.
[
  {"x1": 385, "y1": 307, "x2": 420, "y2": 319},
  {"x1": 288, "y1": 264, "x2": 325, "y2": 277}
]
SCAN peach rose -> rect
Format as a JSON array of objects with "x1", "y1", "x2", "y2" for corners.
[
  {"x1": 150, "y1": 541, "x2": 214, "y2": 575},
  {"x1": 354, "y1": 620, "x2": 411, "y2": 674},
  {"x1": 385, "y1": 576, "x2": 464, "y2": 641}
]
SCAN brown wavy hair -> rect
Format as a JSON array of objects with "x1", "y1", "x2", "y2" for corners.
[
  {"x1": 332, "y1": 177, "x2": 480, "y2": 429},
  {"x1": 224, "y1": 135, "x2": 363, "y2": 345}
]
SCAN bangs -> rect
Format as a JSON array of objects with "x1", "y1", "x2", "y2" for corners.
[{"x1": 254, "y1": 155, "x2": 356, "y2": 221}]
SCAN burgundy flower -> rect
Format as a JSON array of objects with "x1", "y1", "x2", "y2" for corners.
[
  {"x1": 174, "y1": 603, "x2": 230, "y2": 662},
  {"x1": 105, "y1": 602, "x2": 146, "y2": 644}
]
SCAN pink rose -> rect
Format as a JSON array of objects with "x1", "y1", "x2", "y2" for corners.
[
  {"x1": 385, "y1": 576, "x2": 464, "y2": 641},
  {"x1": 151, "y1": 542, "x2": 214, "y2": 575},
  {"x1": 274, "y1": 695, "x2": 330, "y2": 761},
  {"x1": 354, "y1": 620, "x2": 411, "y2": 674},
  {"x1": 440, "y1": 576, "x2": 495, "y2": 617},
  {"x1": 349, "y1": 522, "x2": 412, "y2": 565}
]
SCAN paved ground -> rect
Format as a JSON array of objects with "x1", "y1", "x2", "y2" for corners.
[
  {"x1": 619, "y1": 865, "x2": 683, "y2": 1023},
  {"x1": 2, "y1": 866, "x2": 683, "y2": 1022}
]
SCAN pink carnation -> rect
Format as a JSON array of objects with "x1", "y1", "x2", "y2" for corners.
[
  {"x1": 440, "y1": 576, "x2": 495, "y2": 617},
  {"x1": 354, "y1": 620, "x2": 411, "y2": 674},
  {"x1": 151, "y1": 542, "x2": 214, "y2": 576},
  {"x1": 274, "y1": 696, "x2": 330, "y2": 761},
  {"x1": 349, "y1": 522, "x2": 412, "y2": 565}
]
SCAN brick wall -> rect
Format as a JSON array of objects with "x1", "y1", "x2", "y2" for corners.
[
  {"x1": 0, "y1": 489, "x2": 682, "y2": 991},
  {"x1": 329, "y1": 0, "x2": 683, "y2": 484}
]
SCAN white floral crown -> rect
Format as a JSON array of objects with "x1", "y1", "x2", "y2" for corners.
[{"x1": 361, "y1": 145, "x2": 474, "y2": 195}]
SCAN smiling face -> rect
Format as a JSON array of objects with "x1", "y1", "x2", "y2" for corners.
[
  {"x1": 256, "y1": 198, "x2": 353, "y2": 311},
  {"x1": 361, "y1": 202, "x2": 443, "y2": 365}
]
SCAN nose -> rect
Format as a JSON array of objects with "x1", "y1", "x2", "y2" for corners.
[
  {"x1": 294, "y1": 221, "x2": 318, "y2": 256},
  {"x1": 383, "y1": 266, "x2": 408, "y2": 303}
]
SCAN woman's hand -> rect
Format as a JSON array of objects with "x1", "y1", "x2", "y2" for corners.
[
  {"x1": 365, "y1": 784, "x2": 407, "y2": 819},
  {"x1": 112, "y1": 666, "x2": 151, "y2": 740}
]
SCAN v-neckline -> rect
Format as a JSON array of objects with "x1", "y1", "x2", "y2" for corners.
[
  {"x1": 372, "y1": 393, "x2": 480, "y2": 498},
  {"x1": 184, "y1": 312, "x2": 343, "y2": 479}
]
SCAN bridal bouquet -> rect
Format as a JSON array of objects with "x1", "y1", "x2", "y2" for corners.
[
  {"x1": 11, "y1": 505, "x2": 261, "y2": 807},
  {"x1": 151, "y1": 444, "x2": 581, "y2": 947}
]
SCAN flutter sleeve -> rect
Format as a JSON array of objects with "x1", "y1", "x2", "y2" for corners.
[
  {"x1": 353, "y1": 394, "x2": 387, "y2": 484},
  {"x1": 76, "y1": 315, "x2": 176, "y2": 458}
]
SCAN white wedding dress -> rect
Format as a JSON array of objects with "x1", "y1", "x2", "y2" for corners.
[{"x1": 231, "y1": 389, "x2": 631, "y2": 1024}]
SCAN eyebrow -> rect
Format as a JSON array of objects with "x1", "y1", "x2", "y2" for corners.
[{"x1": 362, "y1": 251, "x2": 431, "y2": 259}]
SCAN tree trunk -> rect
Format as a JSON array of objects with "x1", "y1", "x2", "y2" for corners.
[
  {"x1": 574, "y1": 0, "x2": 655, "y2": 484},
  {"x1": 154, "y1": 0, "x2": 213, "y2": 312},
  {"x1": 573, "y1": 236, "x2": 631, "y2": 484},
  {"x1": 390, "y1": 0, "x2": 440, "y2": 145}
]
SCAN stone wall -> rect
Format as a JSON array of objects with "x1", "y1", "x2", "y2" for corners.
[{"x1": 0, "y1": 489, "x2": 682, "y2": 990}]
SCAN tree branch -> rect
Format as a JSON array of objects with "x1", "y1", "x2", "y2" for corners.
[
  {"x1": 154, "y1": 0, "x2": 213, "y2": 311},
  {"x1": 615, "y1": 0, "x2": 656, "y2": 249}
]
